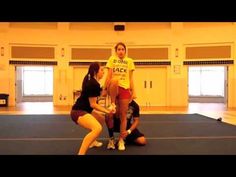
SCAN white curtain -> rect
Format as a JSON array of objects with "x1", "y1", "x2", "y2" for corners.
[
  {"x1": 189, "y1": 66, "x2": 224, "y2": 97},
  {"x1": 23, "y1": 66, "x2": 53, "y2": 96}
]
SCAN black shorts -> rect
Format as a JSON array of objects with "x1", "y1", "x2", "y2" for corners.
[
  {"x1": 70, "y1": 110, "x2": 88, "y2": 124},
  {"x1": 113, "y1": 118, "x2": 144, "y2": 144}
]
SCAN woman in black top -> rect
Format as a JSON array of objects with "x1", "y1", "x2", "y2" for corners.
[{"x1": 71, "y1": 62, "x2": 114, "y2": 155}]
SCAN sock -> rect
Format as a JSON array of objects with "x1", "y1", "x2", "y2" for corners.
[{"x1": 108, "y1": 128, "x2": 114, "y2": 138}]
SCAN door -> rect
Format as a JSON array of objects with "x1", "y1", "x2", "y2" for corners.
[
  {"x1": 15, "y1": 66, "x2": 23, "y2": 103},
  {"x1": 224, "y1": 66, "x2": 228, "y2": 106},
  {"x1": 134, "y1": 66, "x2": 167, "y2": 107},
  {"x1": 133, "y1": 67, "x2": 148, "y2": 106},
  {"x1": 147, "y1": 67, "x2": 167, "y2": 106},
  {"x1": 73, "y1": 66, "x2": 88, "y2": 91}
]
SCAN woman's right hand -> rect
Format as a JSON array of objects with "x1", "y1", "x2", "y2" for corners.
[{"x1": 107, "y1": 103, "x2": 116, "y2": 114}]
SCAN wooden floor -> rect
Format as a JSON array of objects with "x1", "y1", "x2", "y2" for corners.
[{"x1": 0, "y1": 102, "x2": 236, "y2": 125}]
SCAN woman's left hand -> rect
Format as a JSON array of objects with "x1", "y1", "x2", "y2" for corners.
[
  {"x1": 130, "y1": 92, "x2": 137, "y2": 102},
  {"x1": 121, "y1": 130, "x2": 129, "y2": 139}
]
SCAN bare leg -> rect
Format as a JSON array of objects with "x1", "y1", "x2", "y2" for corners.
[
  {"x1": 105, "y1": 113, "x2": 114, "y2": 129},
  {"x1": 134, "y1": 136, "x2": 147, "y2": 146},
  {"x1": 77, "y1": 114, "x2": 102, "y2": 155},
  {"x1": 118, "y1": 99, "x2": 129, "y2": 150},
  {"x1": 108, "y1": 78, "x2": 119, "y2": 104}
]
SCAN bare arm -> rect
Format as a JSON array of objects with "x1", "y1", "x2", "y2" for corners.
[
  {"x1": 122, "y1": 117, "x2": 139, "y2": 138},
  {"x1": 128, "y1": 117, "x2": 139, "y2": 131},
  {"x1": 103, "y1": 68, "x2": 113, "y2": 90}
]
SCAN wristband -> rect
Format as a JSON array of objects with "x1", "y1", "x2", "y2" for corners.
[{"x1": 127, "y1": 129, "x2": 131, "y2": 135}]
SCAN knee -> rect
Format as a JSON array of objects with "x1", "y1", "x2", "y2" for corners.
[
  {"x1": 136, "y1": 137, "x2": 147, "y2": 146},
  {"x1": 92, "y1": 124, "x2": 102, "y2": 135}
]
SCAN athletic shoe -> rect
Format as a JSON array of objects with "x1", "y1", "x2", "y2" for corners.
[
  {"x1": 107, "y1": 138, "x2": 116, "y2": 150},
  {"x1": 118, "y1": 139, "x2": 125, "y2": 151},
  {"x1": 89, "y1": 140, "x2": 103, "y2": 148}
]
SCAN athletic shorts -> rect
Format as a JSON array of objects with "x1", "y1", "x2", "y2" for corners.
[
  {"x1": 118, "y1": 86, "x2": 131, "y2": 100},
  {"x1": 70, "y1": 110, "x2": 88, "y2": 124},
  {"x1": 113, "y1": 118, "x2": 144, "y2": 144}
]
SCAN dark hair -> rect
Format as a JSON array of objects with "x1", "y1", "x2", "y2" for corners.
[
  {"x1": 115, "y1": 42, "x2": 126, "y2": 52},
  {"x1": 82, "y1": 62, "x2": 101, "y2": 91}
]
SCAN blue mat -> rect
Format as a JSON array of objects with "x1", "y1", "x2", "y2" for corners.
[{"x1": 0, "y1": 113, "x2": 235, "y2": 155}]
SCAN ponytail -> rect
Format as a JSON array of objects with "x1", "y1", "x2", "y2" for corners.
[{"x1": 81, "y1": 62, "x2": 101, "y2": 91}]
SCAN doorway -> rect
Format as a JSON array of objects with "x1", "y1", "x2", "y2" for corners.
[
  {"x1": 188, "y1": 66, "x2": 228, "y2": 104},
  {"x1": 15, "y1": 66, "x2": 53, "y2": 103}
]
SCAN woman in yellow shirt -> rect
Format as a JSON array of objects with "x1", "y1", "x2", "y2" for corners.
[{"x1": 103, "y1": 42, "x2": 136, "y2": 151}]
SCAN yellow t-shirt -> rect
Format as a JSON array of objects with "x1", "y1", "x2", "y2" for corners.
[{"x1": 106, "y1": 56, "x2": 135, "y2": 89}]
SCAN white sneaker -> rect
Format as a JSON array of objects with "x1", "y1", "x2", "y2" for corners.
[
  {"x1": 107, "y1": 138, "x2": 116, "y2": 150},
  {"x1": 118, "y1": 139, "x2": 125, "y2": 151},
  {"x1": 107, "y1": 103, "x2": 116, "y2": 114},
  {"x1": 89, "y1": 140, "x2": 103, "y2": 148}
]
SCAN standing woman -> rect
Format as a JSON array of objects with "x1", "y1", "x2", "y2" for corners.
[
  {"x1": 103, "y1": 42, "x2": 136, "y2": 151},
  {"x1": 70, "y1": 62, "x2": 114, "y2": 155}
]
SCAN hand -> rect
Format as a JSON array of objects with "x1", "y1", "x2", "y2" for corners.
[
  {"x1": 130, "y1": 92, "x2": 137, "y2": 102},
  {"x1": 107, "y1": 103, "x2": 116, "y2": 114},
  {"x1": 120, "y1": 130, "x2": 128, "y2": 139}
]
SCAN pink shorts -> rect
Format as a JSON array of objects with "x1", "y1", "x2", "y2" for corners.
[{"x1": 118, "y1": 87, "x2": 131, "y2": 100}]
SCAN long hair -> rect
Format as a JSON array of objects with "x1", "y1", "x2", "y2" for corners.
[{"x1": 82, "y1": 62, "x2": 101, "y2": 91}]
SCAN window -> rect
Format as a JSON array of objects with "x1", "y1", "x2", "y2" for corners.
[
  {"x1": 23, "y1": 66, "x2": 53, "y2": 96},
  {"x1": 188, "y1": 66, "x2": 224, "y2": 97}
]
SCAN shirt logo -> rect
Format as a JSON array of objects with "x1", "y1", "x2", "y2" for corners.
[
  {"x1": 113, "y1": 67, "x2": 127, "y2": 73},
  {"x1": 113, "y1": 59, "x2": 128, "y2": 64}
]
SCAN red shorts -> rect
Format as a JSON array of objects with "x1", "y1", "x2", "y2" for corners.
[{"x1": 118, "y1": 87, "x2": 131, "y2": 100}]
